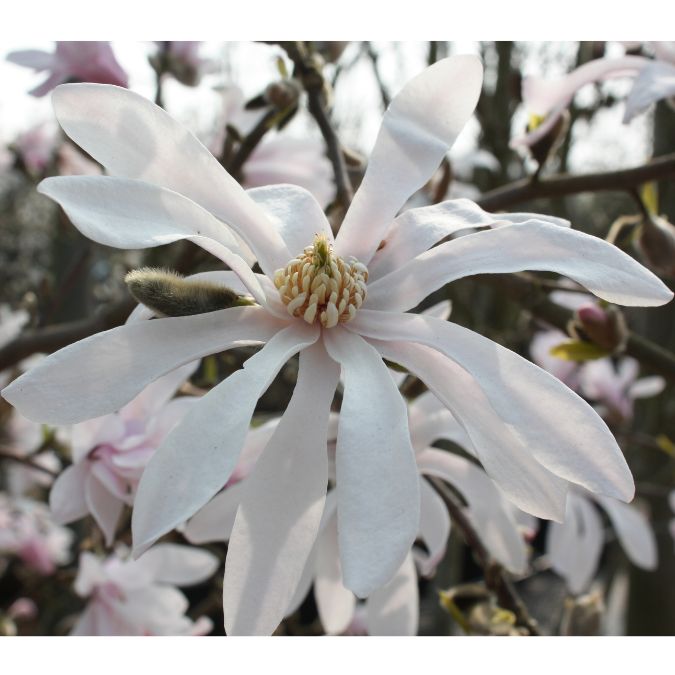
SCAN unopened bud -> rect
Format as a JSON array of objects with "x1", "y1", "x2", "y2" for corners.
[
  {"x1": 637, "y1": 214, "x2": 675, "y2": 277},
  {"x1": 528, "y1": 110, "x2": 570, "y2": 169},
  {"x1": 560, "y1": 591, "x2": 604, "y2": 636},
  {"x1": 575, "y1": 303, "x2": 628, "y2": 352},
  {"x1": 125, "y1": 268, "x2": 254, "y2": 318},
  {"x1": 264, "y1": 80, "x2": 302, "y2": 110}
]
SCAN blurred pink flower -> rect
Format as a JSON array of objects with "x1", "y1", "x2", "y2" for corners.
[
  {"x1": 0, "y1": 494, "x2": 73, "y2": 574},
  {"x1": 71, "y1": 544, "x2": 217, "y2": 635},
  {"x1": 49, "y1": 361, "x2": 198, "y2": 545},
  {"x1": 7, "y1": 42, "x2": 128, "y2": 97},
  {"x1": 153, "y1": 42, "x2": 216, "y2": 87},
  {"x1": 4, "y1": 55, "x2": 672, "y2": 637},
  {"x1": 12, "y1": 122, "x2": 59, "y2": 175},
  {"x1": 57, "y1": 142, "x2": 102, "y2": 176}
]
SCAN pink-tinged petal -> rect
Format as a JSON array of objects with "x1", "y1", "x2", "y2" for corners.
[
  {"x1": 366, "y1": 221, "x2": 673, "y2": 312},
  {"x1": 144, "y1": 397, "x2": 198, "y2": 447},
  {"x1": 624, "y1": 60, "x2": 675, "y2": 122},
  {"x1": 29, "y1": 70, "x2": 69, "y2": 98},
  {"x1": 71, "y1": 415, "x2": 126, "y2": 463},
  {"x1": 417, "y1": 450, "x2": 528, "y2": 574},
  {"x1": 369, "y1": 338, "x2": 568, "y2": 521},
  {"x1": 224, "y1": 341, "x2": 338, "y2": 635},
  {"x1": 136, "y1": 544, "x2": 219, "y2": 586},
  {"x1": 85, "y1": 474, "x2": 124, "y2": 547},
  {"x1": 417, "y1": 478, "x2": 451, "y2": 577},
  {"x1": 366, "y1": 552, "x2": 419, "y2": 636},
  {"x1": 73, "y1": 551, "x2": 107, "y2": 597},
  {"x1": 90, "y1": 461, "x2": 129, "y2": 502},
  {"x1": 547, "y1": 493, "x2": 604, "y2": 594},
  {"x1": 6, "y1": 49, "x2": 55, "y2": 71},
  {"x1": 2, "y1": 305, "x2": 285, "y2": 424},
  {"x1": 38, "y1": 176, "x2": 266, "y2": 304},
  {"x1": 323, "y1": 328, "x2": 420, "y2": 598},
  {"x1": 132, "y1": 323, "x2": 319, "y2": 557},
  {"x1": 353, "y1": 311, "x2": 636, "y2": 503},
  {"x1": 49, "y1": 463, "x2": 90, "y2": 524},
  {"x1": 51, "y1": 84, "x2": 289, "y2": 277},
  {"x1": 335, "y1": 56, "x2": 483, "y2": 264},
  {"x1": 369, "y1": 198, "x2": 570, "y2": 280},
  {"x1": 628, "y1": 376, "x2": 666, "y2": 399},
  {"x1": 247, "y1": 184, "x2": 333, "y2": 258},
  {"x1": 70, "y1": 603, "x2": 99, "y2": 635},
  {"x1": 593, "y1": 495, "x2": 657, "y2": 570},
  {"x1": 314, "y1": 507, "x2": 356, "y2": 635},
  {"x1": 183, "y1": 482, "x2": 245, "y2": 544}
]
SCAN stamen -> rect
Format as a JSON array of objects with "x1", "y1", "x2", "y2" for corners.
[{"x1": 273, "y1": 234, "x2": 369, "y2": 327}]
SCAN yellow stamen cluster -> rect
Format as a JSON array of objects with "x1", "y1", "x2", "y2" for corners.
[{"x1": 274, "y1": 234, "x2": 369, "y2": 328}]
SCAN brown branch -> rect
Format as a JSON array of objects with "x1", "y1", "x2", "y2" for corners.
[
  {"x1": 225, "y1": 108, "x2": 278, "y2": 181},
  {"x1": 477, "y1": 152, "x2": 675, "y2": 212},
  {"x1": 0, "y1": 448, "x2": 59, "y2": 478},
  {"x1": 280, "y1": 41, "x2": 354, "y2": 211},
  {"x1": 428, "y1": 476, "x2": 542, "y2": 636}
]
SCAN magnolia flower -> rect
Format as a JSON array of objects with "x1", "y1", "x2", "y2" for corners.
[
  {"x1": 186, "y1": 370, "x2": 529, "y2": 636},
  {"x1": 211, "y1": 86, "x2": 334, "y2": 208},
  {"x1": 3, "y1": 56, "x2": 672, "y2": 638},
  {"x1": 6, "y1": 42, "x2": 128, "y2": 97},
  {"x1": 71, "y1": 544, "x2": 217, "y2": 635},
  {"x1": 151, "y1": 42, "x2": 215, "y2": 87},
  {"x1": 49, "y1": 361, "x2": 198, "y2": 546},
  {"x1": 623, "y1": 42, "x2": 675, "y2": 122},
  {"x1": 0, "y1": 494, "x2": 73, "y2": 574},
  {"x1": 547, "y1": 489, "x2": 657, "y2": 594},
  {"x1": 11, "y1": 122, "x2": 60, "y2": 175},
  {"x1": 512, "y1": 55, "x2": 648, "y2": 149}
]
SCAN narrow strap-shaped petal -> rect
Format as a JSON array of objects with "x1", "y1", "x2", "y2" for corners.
[
  {"x1": 132, "y1": 322, "x2": 319, "y2": 557},
  {"x1": 366, "y1": 221, "x2": 673, "y2": 312},
  {"x1": 314, "y1": 507, "x2": 356, "y2": 635},
  {"x1": 353, "y1": 310, "x2": 634, "y2": 503},
  {"x1": 183, "y1": 482, "x2": 245, "y2": 544},
  {"x1": 38, "y1": 176, "x2": 267, "y2": 303},
  {"x1": 6, "y1": 49, "x2": 55, "y2": 71},
  {"x1": 365, "y1": 552, "x2": 419, "y2": 636},
  {"x1": 417, "y1": 450, "x2": 528, "y2": 574},
  {"x1": 416, "y1": 477, "x2": 451, "y2": 577},
  {"x1": 85, "y1": 474, "x2": 123, "y2": 547},
  {"x1": 135, "y1": 543, "x2": 220, "y2": 586},
  {"x1": 547, "y1": 493, "x2": 604, "y2": 594},
  {"x1": 247, "y1": 184, "x2": 334, "y2": 258},
  {"x1": 2, "y1": 305, "x2": 287, "y2": 425},
  {"x1": 368, "y1": 198, "x2": 570, "y2": 280},
  {"x1": 369, "y1": 338, "x2": 568, "y2": 521},
  {"x1": 628, "y1": 375, "x2": 666, "y2": 399},
  {"x1": 624, "y1": 60, "x2": 675, "y2": 122},
  {"x1": 49, "y1": 462, "x2": 90, "y2": 524},
  {"x1": 323, "y1": 328, "x2": 420, "y2": 598},
  {"x1": 594, "y1": 495, "x2": 658, "y2": 570},
  {"x1": 224, "y1": 340, "x2": 338, "y2": 635},
  {"x1": 334, "y1": 56, "x2": 483, "y2": 264},
  {"x1": 51, "y1": 83, "x2": 290, "y2": 277}
]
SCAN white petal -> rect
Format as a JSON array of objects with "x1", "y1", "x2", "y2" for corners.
[
  {"x1": 247, "y1": 184, "x2": 333, "y2": 257},
  {"x1": 594, "y1": 495, "x2": 657, "y2": 570},
  {"x1": 366, "y1": 221, "x2": 673, "y2": 312},
  {"x1": 2, "y1": 305, "x2": 285, "y2": 424},
  {"x1": 366, "y1": 552, "x2": 419, "y2": 636},
  {"x1": 85, "y1": 474, "x2": 123, "y2": 546},
  {"x1": 624, "y1": 60, "x2": 675, "y2": 122},
  {"x1": 368, "y1": 198, "x2": 570, "y2": 280},
  {"x1": 371, "y1": 338, "x2": 568, "y2": 521},
  {"x1": 323, "y1": 328, "x2": 420, "y2": 598},
  {"x1": 417, "y1": 450, "x2": 528, "y2": 574},
  {"x1": 334, "y1": 56, "x2": 483, "y2": 264},
  {"x1": 410, "y1": 409, "x2": 471, "y2": 453},
  {"x1": 547, "y1": 493, "x2": 604, "y2": 594},
  {"x1": 183, "y1": 482, "x2": 245, "y2": 544},
  {"x1": 52, "y1": 83, "x2": 290, "y2": 277},
  {"x1": 352, "y1": 310, "x2": 635, "y2": 503},
  {"x1": 49, "y1": 462, "x2": 90, "y2": 524},
  {"x1": 38, "y1": 176, "x2": 267, "y2": 304},
  {"x1": 224, "y1": 341, "x2": 338, "y2": 635},
  {"x1": 132, "y1": 323, "x2": 318, "y2": 557},
  {"x1": 628, "y1": 376, "x2": 666, "y2": 399},
  {"x1": 136, "y1": 543, "x2": 220, "y2": 586},
  {"x1": 6, "y1": 49, "x2": 55, "y2": 71},
  {"x1": 314, "y1": 507, "x2": 356, "y2": 635},
  {"x1": 416, "y1": 477, "x2": 451, "y2": 577}
]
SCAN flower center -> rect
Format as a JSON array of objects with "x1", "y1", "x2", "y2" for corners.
[{"x1": 274, "y1": 234, "x2": 368, "y2": 328}]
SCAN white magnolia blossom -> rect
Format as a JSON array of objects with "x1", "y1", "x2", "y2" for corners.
[
  {"x1": 2, "y1": 55, "x2": 673, "y2": 636},
  {"x1": 185, "y1": 368, "x2": 530, "y2": 636},
  {"x1": 70, "y1": 544, "x2": 217, "y2": 635},
  {"x1": 49, "y1": 361, "x2": 198, "y2": 546},
  {"x1": 547, "y1": 489, "x2": 657, "y2": 594},
  {"x1": 623, "y1": 42, "x2": 675, "y2": 122}
]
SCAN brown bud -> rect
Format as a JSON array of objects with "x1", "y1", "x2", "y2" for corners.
[
  {"x1": 529, "y1": 110, "x2": 570, "y2": 169},
  {"x1": 572, "y1": 303, "x2": 628, "y2": 353},
  {"x1": 637, "y1": 214, "x2": 675, "y2": 277},
  {"x1": 264, "y1": 80, "x2": 302, "y2": 110}
]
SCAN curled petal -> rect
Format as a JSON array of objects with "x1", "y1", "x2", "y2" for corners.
[
  {"x1": 335, "y1": 55, "x2": 483, "y2": 264},
  {"x1": 624, "y1": 60, "x2": 675, "y2": 122}
]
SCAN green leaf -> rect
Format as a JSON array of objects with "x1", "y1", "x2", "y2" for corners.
[{"x1": 549, "y1": 341, "x2": 611, "y2": 362}]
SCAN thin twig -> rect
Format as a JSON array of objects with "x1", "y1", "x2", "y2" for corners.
[
  {"x1": 428, "y1": 476, "x2": 542, "y2": 635},
  {"x1": 0, "y1": 448, "x2": 59, "y2": 478},
  {"x1": 225, "y1": 108, "x2": 278, "y2": 180},
  {"x1": 365, "y1": 42, "x2": 390, "y2": 109}
]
